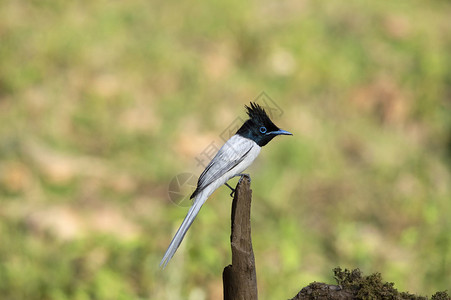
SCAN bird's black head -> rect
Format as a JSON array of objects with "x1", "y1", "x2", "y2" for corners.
[{"x1": 236, "y1": 102, "x2": 292, "y2": 147}]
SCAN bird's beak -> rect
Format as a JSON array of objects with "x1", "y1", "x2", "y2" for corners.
[{"x1": 268, "y1": 129, "x2": 293, "y2": 136}]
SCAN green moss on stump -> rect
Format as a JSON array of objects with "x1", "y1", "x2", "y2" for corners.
[{"x1": 290, "y1": 268, "x2": 450, "y2": 300}]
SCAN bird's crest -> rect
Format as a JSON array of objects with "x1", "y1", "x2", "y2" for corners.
[{"x1": 245, "y1": 102, "x2": 273, "y2": 124}]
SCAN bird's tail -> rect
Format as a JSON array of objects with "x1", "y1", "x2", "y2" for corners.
[{"x1": 160, "y1": 192, "x2": 208, "y2": 268}]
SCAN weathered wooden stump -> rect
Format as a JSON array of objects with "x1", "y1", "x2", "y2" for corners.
[{"x1": 222, "y1": 175, "x2": 258, "y2": 300}]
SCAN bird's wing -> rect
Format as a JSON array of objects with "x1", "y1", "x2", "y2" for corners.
[
  {"x1": 160, "y1": 136, "x2": 255, "y2": 268},
  {"x1": 190, "y1": 135, "x2": 253, "y2": 199}
]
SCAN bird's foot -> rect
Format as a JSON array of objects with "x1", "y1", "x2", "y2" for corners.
[
  {"x1": 234, "y1": 173, "x2": 251, "y2": 185},
  {"x1": 225, "y1": 174, "x2": 251, "y2": 198},
  {"x1": 224, "y1": 182, "x2": 236, "y2": 198}
]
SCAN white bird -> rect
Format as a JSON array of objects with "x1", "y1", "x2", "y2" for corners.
[{"x1": 160, "y1": 102, "x2": 292, "y2": 268}]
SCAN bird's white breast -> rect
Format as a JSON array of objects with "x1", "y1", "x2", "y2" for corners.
[{"x1": 200, "y1": 135, "x2": 261, "y2": 199}]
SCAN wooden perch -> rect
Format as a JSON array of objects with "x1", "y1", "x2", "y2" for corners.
[{"x1": 223, "y1": 175, "x2": 258, "y2": 300}]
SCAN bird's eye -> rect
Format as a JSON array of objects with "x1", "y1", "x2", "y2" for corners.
[{"x1": 259, "y1": 126, "x2": 267, "y2": 134}]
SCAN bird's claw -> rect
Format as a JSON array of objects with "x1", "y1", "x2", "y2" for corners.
[{"x1": 235, "y1": 173, "x2": 250, "y2": 185}]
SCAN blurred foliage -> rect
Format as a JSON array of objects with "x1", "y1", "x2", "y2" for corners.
[{"x1": 0, "y1": 0, "x2": 450, "y2": 299}]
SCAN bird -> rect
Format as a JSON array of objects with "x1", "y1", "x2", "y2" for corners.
[{"x1": 160, "y1": 102, "x2": 292, "y2": 268}]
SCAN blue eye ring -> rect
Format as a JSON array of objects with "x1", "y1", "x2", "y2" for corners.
[{"x1": 259, "y1": 126, "x2": 267, "y2": 134}]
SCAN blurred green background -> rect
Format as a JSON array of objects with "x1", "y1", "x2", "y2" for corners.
[{"x1": 1, "y1": 0, "x2": 450, "y2": 299}]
